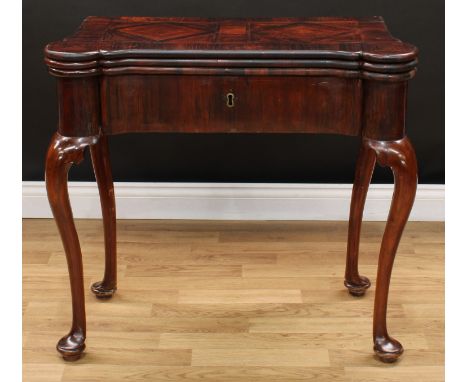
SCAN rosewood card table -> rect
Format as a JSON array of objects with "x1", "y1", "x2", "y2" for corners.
[{"x1": 44, "y1": 16, "x2": 418, "y2": 363}]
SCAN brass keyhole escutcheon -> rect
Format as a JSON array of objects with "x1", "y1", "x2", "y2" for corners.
[{"x1": 226, "y1": 92, "x2": 235, "y2": 108}]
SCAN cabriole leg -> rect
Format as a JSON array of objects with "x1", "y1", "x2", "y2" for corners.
[
  {"x1": 345, "y1": 143, "x2": 376, "y2": 296},
  {"x1": 90, "y1": 133, "x2": 117, "y2": 298},
  {"x1": 45, "y1": 132, "x2": 99, "y2": 361},
  {"x1": 367, "y1": 137, "x2": 418, "y2": 362}
]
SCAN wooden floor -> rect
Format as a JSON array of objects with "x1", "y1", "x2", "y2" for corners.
[{"x1": 23, "y1": 219, "x2": 444, "y2": 382}]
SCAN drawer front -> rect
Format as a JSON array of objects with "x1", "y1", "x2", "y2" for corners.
[{"x1": 101, "y1": 75, "x2": 362, "y2": 135}]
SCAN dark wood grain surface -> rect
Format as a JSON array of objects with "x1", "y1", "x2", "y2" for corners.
[
  {"x1": 101, "y1": 75, "x2": 362, "y2": 135},
  {"x1": 44, "y1": 16, "x2": 417, "y2": 81}
]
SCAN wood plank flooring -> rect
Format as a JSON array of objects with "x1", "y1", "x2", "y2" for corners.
[{"x1": 23, "y1": 219, "x2": 444, "y2": 381}]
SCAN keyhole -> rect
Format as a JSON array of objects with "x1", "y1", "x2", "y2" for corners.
[{"x1": 226, "y1": 92, "x2": 235, "y2": 108}]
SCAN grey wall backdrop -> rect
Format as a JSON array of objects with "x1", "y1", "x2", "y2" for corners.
[{"x1": 23, "y1": 0, "x2": 444, "y2": 184}]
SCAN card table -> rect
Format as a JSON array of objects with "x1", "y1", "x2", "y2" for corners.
[{"x1": 44, "y1": 16, "x2": 418, "y2": 363}]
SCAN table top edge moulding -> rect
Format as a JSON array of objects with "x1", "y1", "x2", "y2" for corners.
[
  {"x1": 42, "y1": 16, "x2": 420, "y2": 365},
  {"x1": 44, "y1": 16, "x2": 418, "y2": 81}
]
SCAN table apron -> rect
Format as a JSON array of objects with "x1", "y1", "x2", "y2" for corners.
[{"x1": 55, "y1": 75, "x2": 408, "y2": 140}]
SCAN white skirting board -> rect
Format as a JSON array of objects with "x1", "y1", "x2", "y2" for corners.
[{"x1": 22, "y1": 181, "x2": 444, "y2": 221}]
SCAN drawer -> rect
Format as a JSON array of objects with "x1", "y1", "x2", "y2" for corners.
[{"x1": 101, "y1": 75, "x2": 362, "y2": 136}]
